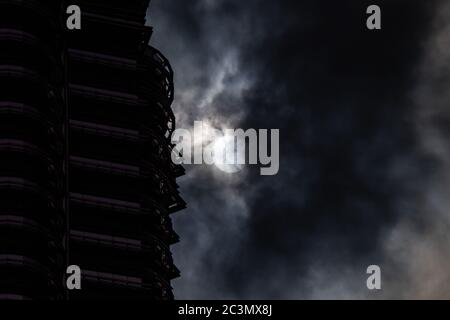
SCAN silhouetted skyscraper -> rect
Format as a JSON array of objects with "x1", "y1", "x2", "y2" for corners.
[{"x1": 0, "y1": 0, "x2": 184, "y2": 300}]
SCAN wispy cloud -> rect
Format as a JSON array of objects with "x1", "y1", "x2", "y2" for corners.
[{"x1": 148, "y1": 0, "x2": 449, "y2": 299}]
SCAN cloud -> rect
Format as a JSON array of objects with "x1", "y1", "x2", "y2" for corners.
[
  {"x1": 147, "y1": 0, "x2": 448, "y2": 299},
  {"x1": 379, "y1": 1, "x2": 450, "y2": 299},
  {"x1": 148, "y1": 0, "x2": 255, "y2": 298}
]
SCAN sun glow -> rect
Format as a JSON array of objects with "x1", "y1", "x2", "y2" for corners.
[{"x1": 212, "y1": 135, "x2": 245, "y2": 174}]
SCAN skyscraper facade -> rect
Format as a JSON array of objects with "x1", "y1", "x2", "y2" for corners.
[{"x1": 0, "y1": 0, "x2": 184, "y2": 300}]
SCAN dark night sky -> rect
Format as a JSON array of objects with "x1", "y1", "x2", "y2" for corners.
[{"x1": 147, "y1": 0, "x2": 450, "y2": 299}]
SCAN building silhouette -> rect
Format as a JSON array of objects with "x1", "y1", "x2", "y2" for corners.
[{"x1": 0, "y1": 0, "x2": 185, "y2": 300}]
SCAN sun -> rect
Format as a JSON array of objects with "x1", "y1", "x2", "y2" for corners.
[{"x1": 212, "y1": 135, "x2": 244, "y2": 174}]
